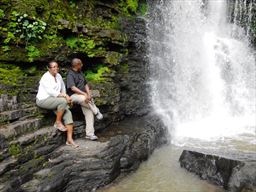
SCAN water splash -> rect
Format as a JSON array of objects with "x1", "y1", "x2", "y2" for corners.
[{"x1": 147, "y1": 0, "x2": 256, "y2": 145}]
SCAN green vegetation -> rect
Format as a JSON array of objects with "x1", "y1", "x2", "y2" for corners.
[
  {"x1": 138, "y1": 2, "x2": 148, "y2": 16},
  {"x1": 8, "y1": 143, "x2": 22, "y2": 157},
  {"x1": 25, "y1": 45, "x2": 41, "y2": 62},
  {"x1": 6, "y1": 11, "x2": 47, "y2": 45},
  {"x1": 118, "y1": 0, "x2": 138, "y2": 15},
  {"x1": 66, "y1": 36, "x2": 106, "y2": 57},
  {"x1": 127, "y1": 0, "x2": 139, "y2": 13},
  {"x1": 0, "y1": 64, "x2": 26, "y2": 87},
  {"x1": 85, "y1": 65, "x2": 111, "y2": 82},
  {"x1": 0, "y1": 9, "x2": 4, "y2": 19},
  {"x1": 105, "y1": 52, "x2": 123, "y2": 65}
]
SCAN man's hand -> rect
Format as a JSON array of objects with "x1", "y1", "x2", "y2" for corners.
[{"x1": 83, "y1": 93, "x2": 91, "y2": 103}]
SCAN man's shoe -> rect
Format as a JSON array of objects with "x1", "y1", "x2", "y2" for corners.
[
  {"x1": 96, "y1": 112, "x2": 103, "y2": 120},
  {"x1": 86, "y1": 135, "x2": 98, "y2": 141}
]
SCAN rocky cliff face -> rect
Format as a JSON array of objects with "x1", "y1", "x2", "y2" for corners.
[{"x1": 0, "y1": 0, "x2": 149, "y2": 123}]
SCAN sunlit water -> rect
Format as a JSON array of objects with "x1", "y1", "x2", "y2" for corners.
[{"x1": 148, "y1": 0, "x2": 256, "y2": 144}]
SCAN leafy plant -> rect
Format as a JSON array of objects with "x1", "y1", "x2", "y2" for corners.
[
  {"x1": 26, "y1": 45, "x2": 41, "y2": 62},
  {"x1": 2, "y1": 45, "x2": 10, "y2": 52},
  {"x1": 118, "y1": 0, "x2": 139, "y2": 15},
  {"x1": 8, "y1": 11, "x2": 47, "y2": 45},
  {"x1": 127, "y1": 0, "x2": 138, "y2": 13},
  {"x1": 85, "y1": 65, "x2": 111, "y2": 82},
  {"x1": 0, "y1": 9, "x2": 5, "y2": 20},
  {"x1": 66, "y1": 36, "x2": 97, "y2": 57}
]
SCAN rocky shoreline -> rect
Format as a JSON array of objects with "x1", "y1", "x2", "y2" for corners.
[{"x1": 0, "y1": 99, "x2": 167, "y2": 192}]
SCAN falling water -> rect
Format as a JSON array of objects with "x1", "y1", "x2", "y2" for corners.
[{"x1": 148, "y1": 0, "x2": 256, "y2": 145}]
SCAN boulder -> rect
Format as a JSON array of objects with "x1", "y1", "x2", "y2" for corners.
[{"x1": 179, "y1": 150, "x2": 256, "y2": 192}]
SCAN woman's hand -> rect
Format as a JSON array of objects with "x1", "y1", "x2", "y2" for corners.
[
  {"x1": 65, "y1": 95, "x2": 72, "y2": 104},
  {"x1": 58, "y1": 93, "x2": 66, "y2": 97}
]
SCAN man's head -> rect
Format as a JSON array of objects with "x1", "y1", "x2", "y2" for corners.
[{"x1": 71, "y1": 58, "x2": 83, "y2": 71}]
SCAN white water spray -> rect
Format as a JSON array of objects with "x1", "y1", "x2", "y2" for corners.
[{"x1": 148, "y1": 0, "x2": 256, "y2": 144}]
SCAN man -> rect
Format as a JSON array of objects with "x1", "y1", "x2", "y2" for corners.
[{"x1": 67, "y1": 58, "x2": 103, "y2": 141}]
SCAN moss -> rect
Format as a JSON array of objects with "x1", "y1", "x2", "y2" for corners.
[
  {"x1": 105, "y1": 51, "x2": 123, "y2": 65},
  {"x1": 138, "y1": 2, "x2": 148, "y2": 16},
  {"x1": 0, "y1": 0, "x2": 130, "y2": 66},
  {"x1": 120, "y1": 63, "x2": 129, "y2": 73},
  {"x1": 0, "y1": 154, "x2": 4, "y2": 161},
  {"x1": 8, "y1": 143, "x2": 22, "y2": 157},
  {"x1": 0, "y1": 63, "x2": 26, "y2": 87}
]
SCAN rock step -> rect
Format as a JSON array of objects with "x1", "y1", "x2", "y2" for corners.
[
  {"x1": 20, "y1": 138, "x2": 121, "y2": 192},
  {"x1": 0, "y1": 126, "x2": 64, "y2": 187},
  {"x1": 0, "y1": 157, "x2": 18, "y2": 177},
  {"x1": 0, "y1": 126, "x2": 59, "y2": 163},
  {"x1": 10, "y1": 125, "x2": 56, "y2": 147},
  {"x1": 0, "y1": 107, "x2": 38, "y2": 123},
  {"x1": 0, "y1": 117, "x2": 43, "y2": 141}
]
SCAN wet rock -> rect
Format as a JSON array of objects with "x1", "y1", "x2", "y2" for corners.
[
  {"x1": 14, "y1": 115, "x2": 167, "y2": 192},
  {"x1": 179, "y1": 150, "x2": 256, "y2": 192},
  {"x1": 118, "y1": 17, "x2": 150, "y2": 117},
  {"x1": 229, "y1": 162, "x2": 256, "y2": 192}
]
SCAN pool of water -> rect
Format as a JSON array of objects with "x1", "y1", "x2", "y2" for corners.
[
  {"x1": 98, "y1": 145, "x2": 224, "y2": 192},
  {"x1": 98, "y1": 134, "x2": 256, "y2": 192}
]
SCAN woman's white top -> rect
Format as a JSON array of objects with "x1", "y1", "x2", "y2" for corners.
[{"x1": 36, "y1": 71, "x2": 66, "y2": 100}]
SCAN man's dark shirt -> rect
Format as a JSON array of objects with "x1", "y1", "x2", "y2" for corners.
[{"x1": 66, "y1": 69, "x2": 87, "y2": 96}]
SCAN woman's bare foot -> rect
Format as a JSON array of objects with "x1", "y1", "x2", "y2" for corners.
[{"x1": 66, "y1": 140, "x2": 79, "y2": 148}]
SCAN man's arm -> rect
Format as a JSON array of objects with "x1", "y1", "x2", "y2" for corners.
[
  {"x1": 85, "y1": 84, "x2": 92, "y2": 101},
  {"x1": 71, "y1": 86, "x2": 87, "y2": 95}
]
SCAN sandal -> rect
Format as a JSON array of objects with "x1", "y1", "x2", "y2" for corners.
[
  {"x1": 54, "y1": 123, "x2": 67, "y2": 132},
  {"x1": 66, "y1": 141, "x2": 79, "y2": 148}
]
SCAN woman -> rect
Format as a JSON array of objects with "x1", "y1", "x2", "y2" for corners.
[{"x1": 36, "y1": 61, "x2": 79, "y2": 148}]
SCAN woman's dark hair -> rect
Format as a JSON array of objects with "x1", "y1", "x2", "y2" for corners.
[{"x1": 47, "y1": 60, "x2": 58, "y2": 68}]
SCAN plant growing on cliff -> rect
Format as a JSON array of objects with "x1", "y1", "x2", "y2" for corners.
[
  {"x1": 0, "y1": 9, "x2": 4, "y2": 20},
  {"x1": 0, "y1": 64, "x2": 25, "y2": 87},
  {"x1": 7, "y1": 11, "x2": 47, "y2": 45},
  {"x1": 66, "y1": 36, "x2": 97, "y2": 57},
  {"x1": 8, "y1": 143, "x2": 22, "y2": 157},
  {"x1": 25, "y1": 45, "x2": 41, "y2": 62},
  {"x1": 118, "y1": 0, "x2": 139, "y2": 15},
  {"x1": 85, "y1": 65, "x2": 111, "y2": 82}
]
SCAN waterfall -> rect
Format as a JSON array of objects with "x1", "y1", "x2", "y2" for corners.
[{"x1": 147, "y1": 0, "x2": 256, "y2": 144}]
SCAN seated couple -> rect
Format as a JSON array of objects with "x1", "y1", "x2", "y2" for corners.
[{"x1": 36, "y1": 58, "x2": 103, "y2": 148}]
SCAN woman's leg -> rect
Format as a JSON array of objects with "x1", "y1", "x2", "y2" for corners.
[
  {"x1": 37, "y1": 97, "x2": 68, "y2": 129},
  {"x1": 62, "y1": 108, "x2": 78, "y2": 147}
]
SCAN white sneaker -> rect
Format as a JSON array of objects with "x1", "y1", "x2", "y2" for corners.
[
  {"x1": 88, "y1": 100, "x2": 103, "y2": 120},
  {"x1": 86, "y1": 135, "x2": 98, "y2": 141}
]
